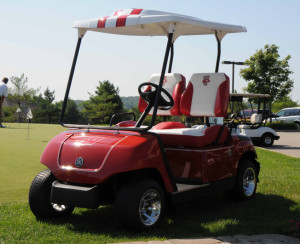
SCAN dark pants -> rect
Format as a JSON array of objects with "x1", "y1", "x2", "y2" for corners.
[{"x1": 0, "y1": 96, "x2": 4, "y2": 124}]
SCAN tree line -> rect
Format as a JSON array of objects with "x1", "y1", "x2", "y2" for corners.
[
  {"x1": 3, "y1": 77, "x2": 126, "y2": 125},
  {"x1": 2, "y1": 44, "x2": 298, "y2": 124}
]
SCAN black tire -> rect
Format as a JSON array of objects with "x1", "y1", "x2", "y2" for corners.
[
  {"x1": 29, "y1": 169, "x2": 74, "y2": 219},
  {"x1": 261, "y1": 133, "x2": 274, "y2": 147},
  {"x1": 115, "y1": 178, "x2": 165, "y2": 230},
  {"x1": 225, "y1": 159, "x2": 258, "y2": 200}
]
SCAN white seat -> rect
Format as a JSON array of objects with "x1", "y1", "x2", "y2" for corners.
[
  {"x1": 238, "y1": 113, "x2": 263, "y2": 129},
  {"x1": 138, "y1": 73, "x2": 186, "y2": 116},
  {"x1": 180, "y1": 73, "x2": 230, "y2": 117}
]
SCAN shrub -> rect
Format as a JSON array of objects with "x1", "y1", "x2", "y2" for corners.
[{"x1": 266, "y1": 121, "x2": 299, "y2": 130}]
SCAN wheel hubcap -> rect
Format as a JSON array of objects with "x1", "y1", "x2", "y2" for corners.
[
  {"x1": 243, "y1": 167, "x2": 256, "y2": 196},
  {"x1": 139, "y1": 189, "x2": 161, "y2": 226},
  {"x1": 264, "y1": 136, "x2": 272, "y2": 145},
  {"x1": 52, "y1": 203, "x2": 67, "y2": 212}
]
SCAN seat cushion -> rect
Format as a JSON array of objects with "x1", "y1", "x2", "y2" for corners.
[
  {"x1": 152, "y1": 125, "x2": 227, "y2": 147},
  {"x1": 115, "y1": 120, "x2": 137, "y2": 127},
  {"x1": 152, "y1": 122, "x2": 186, "y2": 130}
]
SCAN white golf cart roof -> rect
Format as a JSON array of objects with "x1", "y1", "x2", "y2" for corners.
[{"x1": 73, "y1": 8, "x2": 247, "y2": 40}]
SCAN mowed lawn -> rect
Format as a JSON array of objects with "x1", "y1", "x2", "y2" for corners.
[{"x1": 0, "y1": 123, "x2": 300, "y2": 243}]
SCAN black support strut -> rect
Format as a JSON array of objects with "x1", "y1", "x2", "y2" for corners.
[
  {"x1": 215, "y1": 32, "x2": 221, "y2": 73},
  {"x1": 146, "y1": 33, "x2": 174, "y2": 130},
  {"x1": 60, "y1": 37, "x2": 82, "y2": 125}
]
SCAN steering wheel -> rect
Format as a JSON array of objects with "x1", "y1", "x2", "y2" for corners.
[{"x1": 138, "y1": 83, "x2": 174, "y2": 110}]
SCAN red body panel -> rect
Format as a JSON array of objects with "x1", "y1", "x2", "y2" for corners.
[
  {"x1": 40, "y1": 130, "x2": 174, "y2": 192},
  {"x1": 41, "y1": 129, "x2": 256, "y2": 193},
  {"x1": 165, "y1": 134, "x2": 255, "y2": 182}
]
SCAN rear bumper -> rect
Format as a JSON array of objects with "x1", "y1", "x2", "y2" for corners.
[{"x1": 51, "y1": 181, "x2": 101, "y2": 209}]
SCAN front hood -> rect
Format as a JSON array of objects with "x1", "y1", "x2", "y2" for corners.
[{"x1": 58, "y1": 132, "x2": 127, "y2": 172}]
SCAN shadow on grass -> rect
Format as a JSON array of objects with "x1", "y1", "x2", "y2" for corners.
[{"x1": 43, "y1": 193, "x2": 300, "y2": 239}]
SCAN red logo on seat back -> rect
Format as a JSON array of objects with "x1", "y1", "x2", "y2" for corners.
[
  {"x1": 163, "y1": 77, "x2": 167, "y2": 86},
  {"x1": 202, "y1": 75, "x2": 210, "y2": 86}
]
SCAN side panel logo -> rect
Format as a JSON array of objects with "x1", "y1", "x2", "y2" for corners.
[
  {"x1": 202, "y1": 75, "x2": 210, "y2": 86},
  {"x1": 75, "y1": 157, "x2": 84, "y2": 168}
]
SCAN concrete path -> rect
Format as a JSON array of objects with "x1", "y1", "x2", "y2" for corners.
[
  {"x1": 115, "y1": 234, "x2": 300, "y2": 244},
  {"x1": 265, "y1": 131, "x2": 300, "y2": 158}
]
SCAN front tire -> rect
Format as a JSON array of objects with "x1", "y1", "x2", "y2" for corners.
[
  {"x1": 226, "y1": 159, "x2": 258, "y2": 200},
  {"x1": 261, "y1": 133, "x2": 274, "y2": 147},
  {"x1": 115, "y1": 178, "x2": 165, "y2": 230},
  {"x1": 29, "y1": 169, "x2": 74, "y2": 219}
]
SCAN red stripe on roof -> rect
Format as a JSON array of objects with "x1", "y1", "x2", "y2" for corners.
[
  {"x1": 97, "y1": 16, "x2": 108, "y2": 28},
  {"x1": 130, "y1": 9, "x2": 143, "y2": 15},
  {"x1": 113, "y1": 10, "x2": 122, "y2": 16},
  {"x1": 116, "y1": 15, "x2": 128, "y2": 27}
]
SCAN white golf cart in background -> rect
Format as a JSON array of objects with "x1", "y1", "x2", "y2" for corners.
[{"x1": 228, "y1": 93, "x2": 280, "y2": 147}]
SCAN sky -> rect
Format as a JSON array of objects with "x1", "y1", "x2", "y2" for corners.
[{"x1": 0, "y1": 0, "x2": 299, "y2": 102}]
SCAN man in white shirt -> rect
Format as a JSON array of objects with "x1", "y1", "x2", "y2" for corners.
[{"x1": 0, "y1": 77, "x2": 9, "y2": 128}]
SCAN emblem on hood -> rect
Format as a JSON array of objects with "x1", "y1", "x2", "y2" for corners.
[{"x1": 75, "y1": 157, "x2": 84, "y2": 168}]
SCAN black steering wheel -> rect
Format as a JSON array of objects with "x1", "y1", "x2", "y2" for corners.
[{"x1": 138, "y1": 83, "x2": 174, "y2": 110}]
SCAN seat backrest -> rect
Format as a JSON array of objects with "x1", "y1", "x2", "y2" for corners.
[
  {"x1": 138, "y1": 73, "x2": 186, "y2": 116},
  {"x1": 180, "y1": 73, "x2": 229, "y2": 117},
  {"x1": 250, "y1": 113, "x2": 262, "y2": 124}
]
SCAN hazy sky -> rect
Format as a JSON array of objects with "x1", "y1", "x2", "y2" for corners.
[{"x1": 1, "y1": 0, "x2": 299, "y2": 102}]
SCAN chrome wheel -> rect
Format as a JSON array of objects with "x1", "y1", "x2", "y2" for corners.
[
  {"x1": 139, "y1": 189, "x2": 161, "y2": 226},
  {"x1": 52, "y1": 203, "x2": 68, "y2": 212},
  {"x1": 264, "y1": 136, "x2": 272, "y2": 145},
  {"x1": 243, "y1": 167, "x2": 256, "y2": 197}
]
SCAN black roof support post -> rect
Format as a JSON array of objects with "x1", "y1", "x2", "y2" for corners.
[
  {"x1": 215, "y1": 32, "x2": 221, "y2": 73},
  {"x1": 60, "y1": 37, "x2": 82, "y2": 126},
  {"x1": 146, "y1": 32, "x2": 174, "y2": 130},
  {"x1": 168, "y1": 42, "x2": 174, "y2": 73}
]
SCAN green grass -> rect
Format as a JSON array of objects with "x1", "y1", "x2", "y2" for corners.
[{"x1": 0, "y1": 123, "x2": 300, "y2": 242}]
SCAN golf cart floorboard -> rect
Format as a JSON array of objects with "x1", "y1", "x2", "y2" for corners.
[{"x1": 171, "y1": 177, "x2": 235, "y2": 204}]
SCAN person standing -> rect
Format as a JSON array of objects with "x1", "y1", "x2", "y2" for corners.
[{"x1": 0, "y1": 77, "x2": 9, "y2": 128}]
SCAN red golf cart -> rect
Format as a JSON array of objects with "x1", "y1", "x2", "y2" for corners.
[{"x1": 29, "y1": 9, "x2": 259, "y2": 230}]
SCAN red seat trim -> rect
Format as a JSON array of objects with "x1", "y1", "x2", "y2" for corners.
[
  {"x1": 116, "y1": 120, "x2": 137, "y2": 127},
  {"x1": 179, "y1": 81, "x2": 193, "y2": 116},
  {"x1": 152, "y1": 122, "x2": 186, "y2": 130},
  {"x1": 214, "y1": 75, "x2": 230, "y2": 117},
  {"x1": 170, "y1": 75, "x2": 186, "y2": 115}
]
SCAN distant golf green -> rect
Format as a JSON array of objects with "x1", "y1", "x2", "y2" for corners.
[{"x1": 0, "y1": 123, "x2": 66, "y2": 203}]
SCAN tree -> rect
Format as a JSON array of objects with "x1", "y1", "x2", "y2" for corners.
[
  {"x1": 32, "y1": 87, "x2": 59, "y2": 123},
  {"x1": 56, "y1": 99, "x2": 82, "y2": 124},
  {"x1": 240, "y1": 44, "x2": 293, "y2": 105},
  {"x1": 44, "y1": 87, "x2": 56, "y2": 123},
  {"x1": 8, "y1": 73, "x2": 38, "y2": 107},
  {"x1": 272, "y1": 96, "x2": 299, "y2": 113},
  {"x1": 83, "y1": 80, "x2": 124, "y2": 124}
]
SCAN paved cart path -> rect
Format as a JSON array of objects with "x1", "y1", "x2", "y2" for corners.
[
  {"x1": 265, "y1": 131, "x2": 300, "y2": 158},
  {"x1": 115, "y1": 234, "x2": 299, "y2": 244}
]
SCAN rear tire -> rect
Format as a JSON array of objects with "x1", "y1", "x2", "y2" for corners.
[
  {"x1": 29, "y1": 169, "x2": 74, "y2": 219},
  {"x1": 226, "y1": 159, "x2": 258, "y2": 200},
  {"x1": 261, "y1": 133, "x2": 274, "y2": 147},
  {"x1": 115, "y1": 178, "x2": 165, "y2": 230}
]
